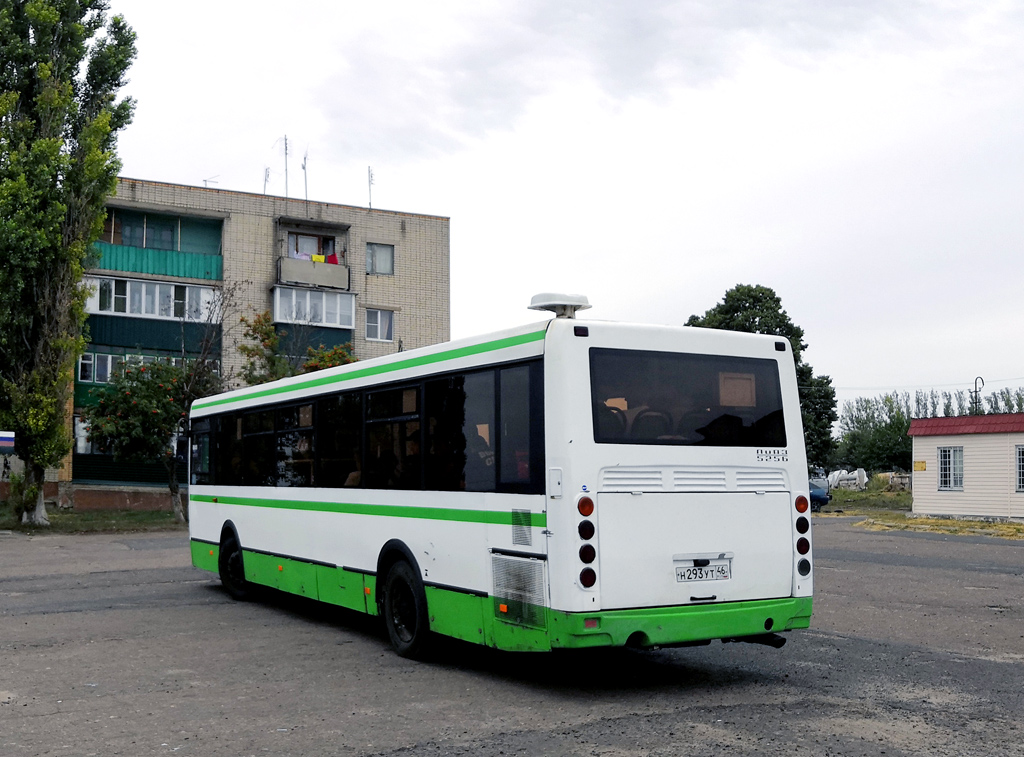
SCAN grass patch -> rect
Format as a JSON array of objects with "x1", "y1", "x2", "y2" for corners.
[
  {"x1": 853, "y1": 511, "x2": 1024, "y2": 540},
  {"x1": 816, "y1": 488, "x2": 1024, "y2": 540},
  {"x1": 0, "y1": 503, "x2": 186, "y2": 534},
  {"x1": 820, "y1": 487, "x2": 913, "y2": 514}
]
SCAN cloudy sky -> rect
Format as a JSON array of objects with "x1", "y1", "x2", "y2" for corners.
[{"x1": 105, "y1": 0, "x2": 1024, "y2": 413}]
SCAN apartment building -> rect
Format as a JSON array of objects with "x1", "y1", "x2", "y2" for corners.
[{"x1": 72, "y1": 178, "x2": 450, "y2": 488}]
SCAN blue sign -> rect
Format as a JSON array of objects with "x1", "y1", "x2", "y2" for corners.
[{"x1": 0, "y1": 431, "x2": 14, "y2": 454}]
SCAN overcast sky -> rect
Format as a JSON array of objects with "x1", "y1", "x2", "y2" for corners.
[{"x1": 106, "y1": 0, "x2": 1024, "y2": 413}]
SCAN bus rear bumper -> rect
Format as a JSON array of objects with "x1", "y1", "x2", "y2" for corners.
[{"x1": 548, "y1": 597, "x2": 813, "y2": 649}]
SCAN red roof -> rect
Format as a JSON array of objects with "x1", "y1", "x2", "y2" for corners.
[{"x1": 908, "y1": 413, "x2": 1024, "y2": 436}]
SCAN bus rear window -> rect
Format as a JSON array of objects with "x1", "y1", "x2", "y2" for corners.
[{"x1": 590, "y1": 348, "x2": 786, "y2": 447}]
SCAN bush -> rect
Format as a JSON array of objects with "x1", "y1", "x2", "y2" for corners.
[{"x1": 5, "y1": 472, "x2": 40, "y2": 522}]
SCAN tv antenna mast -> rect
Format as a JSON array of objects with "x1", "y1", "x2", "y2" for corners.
[
  {"x1": 263, "y1": 167, "x2": 270, "y2": 194},
  {"x1": 271, "y1": 136, "x2": 290, "y2": 197},
  {"x1": 203, "y1": 175, "x2": 219, "y2": 188},
  {"x1": 368, "y1": 166, "x2": 374, "y2": 209},
  {"x1": 302, "y1": 149, "x2": 309, "y2": 201}
]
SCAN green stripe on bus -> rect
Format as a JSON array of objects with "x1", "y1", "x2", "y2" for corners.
[
  {"x1": 192, "y1": 329, "x2": 547, "y2": 411},
  {"x1": 190, "y1": 493, "x2": 547, "y2": 528}
]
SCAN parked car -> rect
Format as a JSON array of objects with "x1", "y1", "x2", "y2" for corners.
[{"x1": 809, "y1": 481, "x2": 831, "y2": 512}]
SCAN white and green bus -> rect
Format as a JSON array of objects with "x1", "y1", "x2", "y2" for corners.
[{"x1": 188, "y1": 295, "x2": 813, "y2": 657}]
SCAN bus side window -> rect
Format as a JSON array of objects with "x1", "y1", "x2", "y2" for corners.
[
  {"x1": 462, "y1": 371, "x2": 496, "y2": 492},
  {"x1": 364, "y1": 386, "x2": 421, "y2": 490},
  {"x1": 315, "y1": 393, "x2": 362, "y2": 488},
  {"x1": 276, "y1": 404, "x2": 314, "y2": 487},
  {"x1": 241, "y1": 410, "x2": 276, "y2": 487},
  {"x1": 190, "y1": 419, "x2": 211, "y2": 485},
  {"x1": 213, "y1": 413, "x2": 243, "y2": 486},
  {"x1": 499, "y1": 365, "x2": 531, "y2": 484}
]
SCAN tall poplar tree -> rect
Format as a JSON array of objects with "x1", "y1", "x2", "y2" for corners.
[{"x1": 0, "y1": 1, "x2": 135, "y2": 524}]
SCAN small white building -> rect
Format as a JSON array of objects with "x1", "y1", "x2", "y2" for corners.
[{"x1": 908, "y1": 414, "x2": 1024, "y2": 520}]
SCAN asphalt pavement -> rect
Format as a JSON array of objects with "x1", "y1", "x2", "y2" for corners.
[{"x1": 1, "y1": 518, "x2": 1022, "y2": 756}]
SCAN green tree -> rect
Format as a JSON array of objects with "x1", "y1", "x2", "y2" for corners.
[
  {"x1": 301, "y1": 342, "x2": 356, "y2": 373},
  {"x1": 835, "y1": 392, "x2": 912, "y2": 472},
  {"x1": 0, "y1": 1, "x2": 135, "y2": 525},
  {"x1": 237, "y1": 311, "x2": 294, "y2": 385},
  {"x1": 686, "y1": 284, "x2": 838, "y2": 468},
  {"x1": 238, "y1": 310, "x2": 355, "y2": 385},
  {"x1": 83, "y1": 360, "x2": 218, "y2": 522}
]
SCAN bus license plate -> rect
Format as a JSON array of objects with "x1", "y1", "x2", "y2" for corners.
[{"x1": 676, "y1": 562, "x2": 730, "y2": 582}]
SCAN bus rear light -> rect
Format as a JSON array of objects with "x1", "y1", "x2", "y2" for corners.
[
  {"x1": 579, "y1": 544, "x2": 596, "y2": 563},
  {"x1": 577, "y1": 496, "x2": 594, "y2": 516},
  {"x1": 796, "y1": 516, "x2": 809, "y2": 534},
  {"x1": 795, "y1": 496, "x2": 809, "y2": 513},
  {"x1": 580, "y1": 568, "x2": 597, "y2": 588},
  {"x1": 798, "y1": 559, "x2": 811, "y2": 576},
  {"x1": 584, "y1": 618, "x2": 599, "y2": 629},
  {"x1": 796, "y1": 537, "x2": 810, "y2": 555},
  {"x1": 578, "y1": 520, "x2": 595, "y2": 540}
]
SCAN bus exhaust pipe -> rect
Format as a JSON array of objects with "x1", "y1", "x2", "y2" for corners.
[{"x1": 722, "y1": 633, "x2": 787, "y2": 649}]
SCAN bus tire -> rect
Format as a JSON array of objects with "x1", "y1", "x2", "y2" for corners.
[
  {"x1": 218, "y1": 531, "x2": 250, "y2": 601},
  {"x1": 383, "y1": 560, "x2": 430, "y2": 659}
]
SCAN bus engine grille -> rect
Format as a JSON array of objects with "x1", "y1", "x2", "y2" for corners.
[{"x1": 491, "y1": 554, "x2": 546, "y2": 628}]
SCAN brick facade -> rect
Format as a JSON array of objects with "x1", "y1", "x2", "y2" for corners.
[{"x1": 107, "y1": 178, "x2": 451, "y2": 382}]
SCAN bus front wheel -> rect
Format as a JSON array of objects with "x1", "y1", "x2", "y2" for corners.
[
  {"x1": 218, "y1": 532, "x2": 250, "y2": 601},
  {"x1": 383, "y1": 561, "x2": 430, "y2": 659}
]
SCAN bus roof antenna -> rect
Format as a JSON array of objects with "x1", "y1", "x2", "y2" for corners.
[{"x1": 528, "y1": 293, "x2": 591, "y2": 319}]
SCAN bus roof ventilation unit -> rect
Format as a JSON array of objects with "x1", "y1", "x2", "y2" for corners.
[{"x1": 528, "y1": 293, "x2": 592, "y2": 319}]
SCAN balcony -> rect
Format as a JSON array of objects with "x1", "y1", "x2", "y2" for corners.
[
  {"x1": 93, "y1": 242, "x2": 222, "y2": 281},
  {"x1": 278, "y1": 257, "x2": 350, "y2": 290}
]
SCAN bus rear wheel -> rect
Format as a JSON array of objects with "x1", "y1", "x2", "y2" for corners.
[
  {"x1": 218, "y1": 532, "x2": 250, "y2": 601},
  {"x1": 383, "y1": 560, "x2": 430, "y2": 659}
]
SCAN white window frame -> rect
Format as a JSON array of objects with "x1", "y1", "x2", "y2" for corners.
[
  {"x1": 85, "y1": 276, "x2": 216, "y2": 323},
  {"x1": 273, "y1": 286, "x2": 355, "y2": 329},
  {"x1": 366, "y1": 308, "x2": 394, "y2": 342},
  {"x1": 366, "y1": 243, "x2": 395, "y2": 275},
  {"x1": 95, "y1": 354, "x2": 118, "y2": 383},
  {"x1": 73, "y1": 416, "x2": 93, "y2": 454},
  {"x1": 938, "y1": 446, "x2": 963, "y2": 491},
  {"x1": 78, "y1": 353, "x2": 95, "y2": 382},
  {"x1": 1016, "y1": 445, "x2": 1024, "y2": 493}
]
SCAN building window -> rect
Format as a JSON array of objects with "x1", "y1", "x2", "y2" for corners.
[
  {"x1": 76, "y1": 353, "x2": 122, "y2": 383},
  {"x1": 85, "y1": 276, "x2": 215, "y2": 323},
  {"x1": 74, "y1": 416, "x2": 93, "y2": 454},
  {"x1": 366, "y1": 309, "x2": 394, "y2": 341},
  {"x1": 366, "y1": 243, "x2": 394, "y2": 275},
  {"x1": 78, "y1": 354, "x2": 94, "y2": 382},
  {"x1": 1017, "y1": 446, "x2": 1024, "y2": 492},
  {"x1": 287, "y1": 232, "x2": 339, "y2": 264},
  {"x1": 938, "y1": 446, "x2": 963, "y2": 491},
  {"x1": 274, "y1": 287, "x2": 355, "y2": 328}
]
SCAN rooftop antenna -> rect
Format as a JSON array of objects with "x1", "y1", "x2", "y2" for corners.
[
  {"x1": 263, "y1": 167, "x2": 270, "y2": 194},
  {"x1": 972, "y1": 376, "x2": 985, "y2": 415},
  {"x1": 301, "y1": 149, "x2": 309, "y2": 202},
  {"x1": 284, "y1": 135, "x2": 289, "y2": 198},
  {"x1": 203, "y1": 175, "x2": 219, "y2": 188},
  {"x1": 528, "y1": 293, "x2": 592, "y2": 319},
  {"x1": 368, "y1": 166, "x2": 374, "y2": 209}
]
